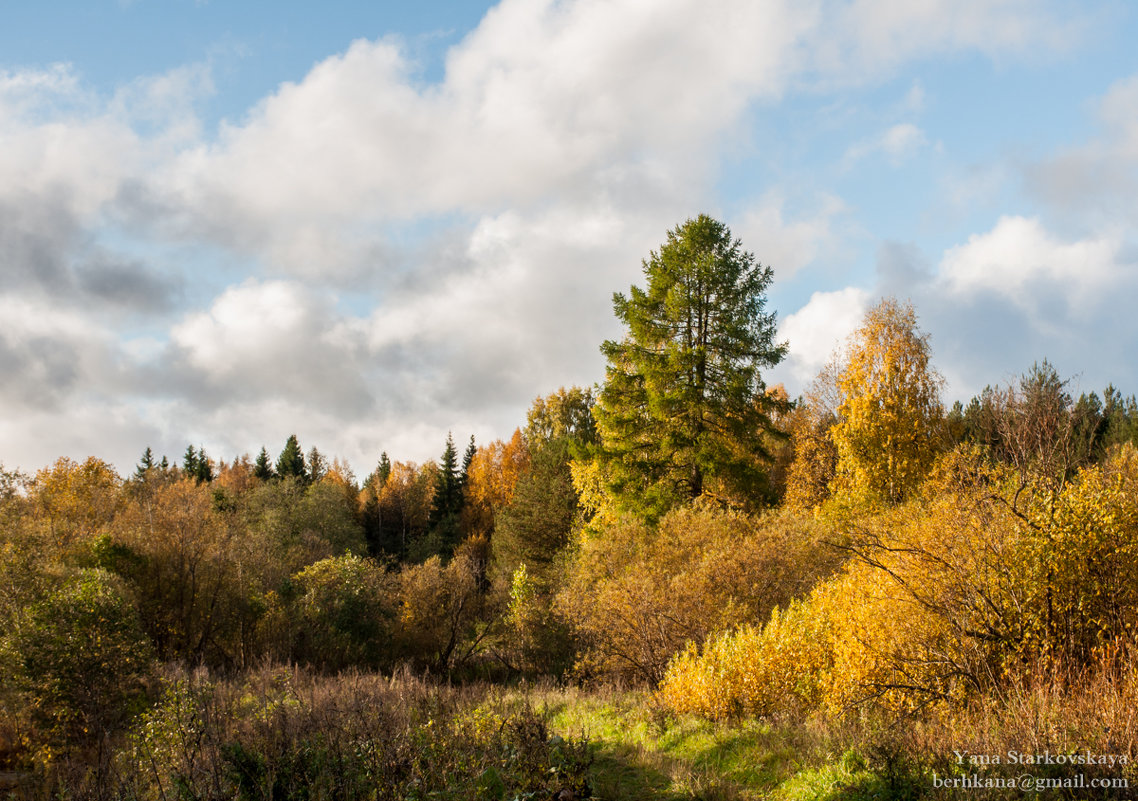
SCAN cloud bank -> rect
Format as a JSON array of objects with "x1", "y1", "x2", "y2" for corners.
[{"x1": 0, "y1": 0, "x2": 1118, "y2": 473}]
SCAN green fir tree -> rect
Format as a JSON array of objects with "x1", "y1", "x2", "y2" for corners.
[
  {"x1": 253, "y1": 447, "x2": 274, "y2": 481},
  {"x1": 593, "y1": 215, "x2": 787, "y2": 517},
  {"x1": 276, "y1": 434, "x2": 307, "y2": 481}
]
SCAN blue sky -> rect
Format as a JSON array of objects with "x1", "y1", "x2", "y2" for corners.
[{"x1": 1, "y1": 0, "x2": 1136, "y2": 474}]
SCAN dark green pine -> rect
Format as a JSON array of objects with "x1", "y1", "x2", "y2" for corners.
[{"x1": 276, "y1": 434, "x2": 307, "y2": 481}]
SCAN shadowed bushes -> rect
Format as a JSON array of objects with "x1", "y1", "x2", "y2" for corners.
[{"x1": 15, "y1": 665, "x2": 591, "y2": 801}]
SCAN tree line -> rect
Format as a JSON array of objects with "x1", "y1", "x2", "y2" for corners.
[{"x1": 2, "y1": 214, "x2": 1138, "y2": 778}]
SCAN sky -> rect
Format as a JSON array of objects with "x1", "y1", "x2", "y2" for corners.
[{"x1": 2, "y1": 0, "x2": 1137, "y2": 476}]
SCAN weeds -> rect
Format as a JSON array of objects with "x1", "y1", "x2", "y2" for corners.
[{"x1": 7, "y1": 664, "x2": 590, "y2": 801}]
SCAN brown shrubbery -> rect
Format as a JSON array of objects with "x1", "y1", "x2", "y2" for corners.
[
  {"x1": 14, "y1": 665, "x2": 590, "y2": 801},
  {"x1": 558, "y1": 502, "x2": 840, "y2": 683}
]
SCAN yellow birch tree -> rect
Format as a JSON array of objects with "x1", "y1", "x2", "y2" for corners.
[{"x1": 831, "y1": 298, "x2": 943, "y2": 505}]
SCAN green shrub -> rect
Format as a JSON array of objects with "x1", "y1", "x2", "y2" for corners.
[
  {"x1": 292, "y1": 554, "x2": 397, "y2": 670},
  {"x1": 14, "y1": 569, "x2": 153, "y2": 752}
]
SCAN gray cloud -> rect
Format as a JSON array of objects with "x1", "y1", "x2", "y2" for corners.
[
  {"x1": 75, "y1": 256, "x2": 181, "y2": 311},
  {"x1": 0, "y1": 333, "x2": 79, "y2": 411},
  {"x1": 0, "y1": 194, "x2": 81, "y2": 291},
  {"x1": 0, "y1": 194, "x2": 180, "y2": 314},
  {"x1": 1023, "y1": 74, "x2": 1138, "y2": 228},
  {"x1": 875, "y1": 240, "x2": 933, "y2": 296},
  {"x1": 897, "y1": 223, "x2": 1138, "y2": 400}
]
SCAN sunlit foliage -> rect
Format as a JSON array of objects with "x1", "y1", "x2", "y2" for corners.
[
  {"x1": 558, "y1": 503, "x2": 837, "y2": 683},
  {"x1": 830, "y1": 298, "x2": 943, "y2": 506},
  {"x1": 292, "y1": 554, "x2": 397, "y2": 671},
  {"x1": 661, "y1": 443, "x2": 1138, "y2": 719},
  {"x1": 593, "y1": 215, "x2": 787, "y2": 518}
]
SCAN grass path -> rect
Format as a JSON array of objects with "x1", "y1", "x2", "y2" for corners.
[{"x1": 524, "y1": 687, "x2": 885, "y2": 801}]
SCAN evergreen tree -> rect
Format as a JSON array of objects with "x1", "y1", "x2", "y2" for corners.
[
  {"x1": 182, "y1": 445, "x2": 199, "y2": 478},
  {"x1": 253, "y1": 447, "x2": 274, "y2": 481},
  {"x1": 307, "y1": 446, "x2": 327, "y2": 483},
  {"x1": 159, "y1": 455, "x2": 169, "y2": 472},
  {"x1": 194, "y1": 446, "x2": 214, "y2": 484},
  {"x1": 430, "y1": 433, "x2": 463, "y2": 549},
  {"x1": 593, "y1": 215, "x2": 787, "y2": 517},
  {"x1": 135, "y1": 447, "x2": 155, "y2": 479},
  {"x1": 276, "y1": 434, "x2": 307, "y2": 481},
  {"x1": 376, "y1": 452, "x2": 392, "y2": 486},
  {"x1": 1102, "y1": 385, "x2": 1138, "y2": 450},
  {"x1": 460, "y1": 436, "x2": 476, "y2": 493},
  {"x1": 995, "y1": 360, "x2": 1089, "y2": 487},
  {"x1": 493, "y1": 438, "x2": 578, "y2": 587},
  {"x1": 1074, "y1": 391, "x2": 1107, "y2": 460},
  {"x1": 961, "y1": 386, "x2": 1003, "y2": 450}
]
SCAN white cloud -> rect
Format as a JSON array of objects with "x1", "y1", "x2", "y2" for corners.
[
  {"x1": 169, "y1": 279, "x2": 375, "y2": 415},
  {"x1": 110, "y1": 62, "x2": 214, "y2": 144},
  {"x1": 172, "y1": 280, "x2": 323, "y2": 376},
  {"x1": 779, "y1": 287, "x2": 871, "y2": 383},
  {"x1": 1096, "y1": 74, "x2": 1138, "y2": 159},
  {"x1": 0, "y1": 0, "x2": 1099, "y2": 472},
  {"x1": 156, "y1": 0, "x2": 1078, "y2": 277},
  {"x1": 812, "y1": 0, "x2": 1080, "y2": 81},
  {"x1": 939, "y1": 215, "x2": 1119, "y2": 311},
  {"x1": 0, "y1": 71, "x2": 139, "y2": 220},
  {"x1": 157, "y1": 0, "x2": 818, "y2": 278},
  {"x1": 734, "y1": 192, "x2": 847, "y2": 278},
  {"x1": 882, "y1": 123, "x2": 926, "y2": 158},
  {"x1": 908, "y1": 216, "x2": 1137, "y2": 400},
  {"x1": 844, "y1": 122, "x2": 928, "y2": 167}
]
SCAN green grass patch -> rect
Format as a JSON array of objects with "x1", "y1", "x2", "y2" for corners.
[{"x1": 523, "y1": 686, "x2": 929, "y2": 801}]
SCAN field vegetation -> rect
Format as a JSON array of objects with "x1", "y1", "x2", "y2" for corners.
[{"x1": 3, "y1": 217, "x2": 1138, "y2": 798}]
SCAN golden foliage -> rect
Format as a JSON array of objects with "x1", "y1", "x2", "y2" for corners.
[
  {"x1": 462, "y1": 429, "x2": 530, "y2": 540},
  {"x1": 397, "y1": 552, "x2": 488, "y2": 673},
  {"x1": 662, "y1": 444, "x2": 1138, "y2": 720},
  {"x1": 1017, "y1": 443, "x2": 1138, "y2": 663},
  {"x1": 783, "y1": 409, "x2": 838, "y2": 511},
  {"x1": 830, "y1": 298, "x2": 943, "y2": 506},
  {"x1": 658, "y1": 596, "x2": 833, "y2": 719},
  {"x1": 524, "y1": 386, "x2": 595, "y2": 446},
  {"x1": 558, "y1": 503, "x2": 839, "y2": 683},
  {"x1": 322, "y1": 458, "x2": 362, "y2": 512},
  {"x1": 568, "y1": 457, "x2": 621, "y2": 533},
  {"x1": 375, "y1": 461, "x2": 437, "y2": 551},
  {"x1": 29, "y1": 457, "x2": 123, "y2": 550}
]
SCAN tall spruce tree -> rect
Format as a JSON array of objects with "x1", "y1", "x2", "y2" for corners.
[
  {"x1": 460, "y1": 435, "x2": 476, "y2": 494},
  {"x1": 194, "y1": 446, "x2": 214, "y2": 484},
  {"x1": 376, "y1": 452, "x2": 392, "y2": 486},
  {"x1": 182, "y1": 445, "x2": 199, "y2": 478},
  {"x1": 135, "y1": 447, "x2": 155, "y2": 479},
  {"x1": 307, "y1": 446, "x2": 327, "y2": 483},
  {"x1": 593, "y1": 215, "x2": 786, "y2": 516},
  {"x1": 430, "y1": 433, "x2": 463, "y2": 549},
  {"x1": 276, "y1": 434, "x2": 307, "y2": 481},
  {"x1": 253, "y1": 447, "x2": 274, "y2": 481}
]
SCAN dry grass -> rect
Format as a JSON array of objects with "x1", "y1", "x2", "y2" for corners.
[{"x1": 10, "y1": 664, "x2": 591, "y2": 801}]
